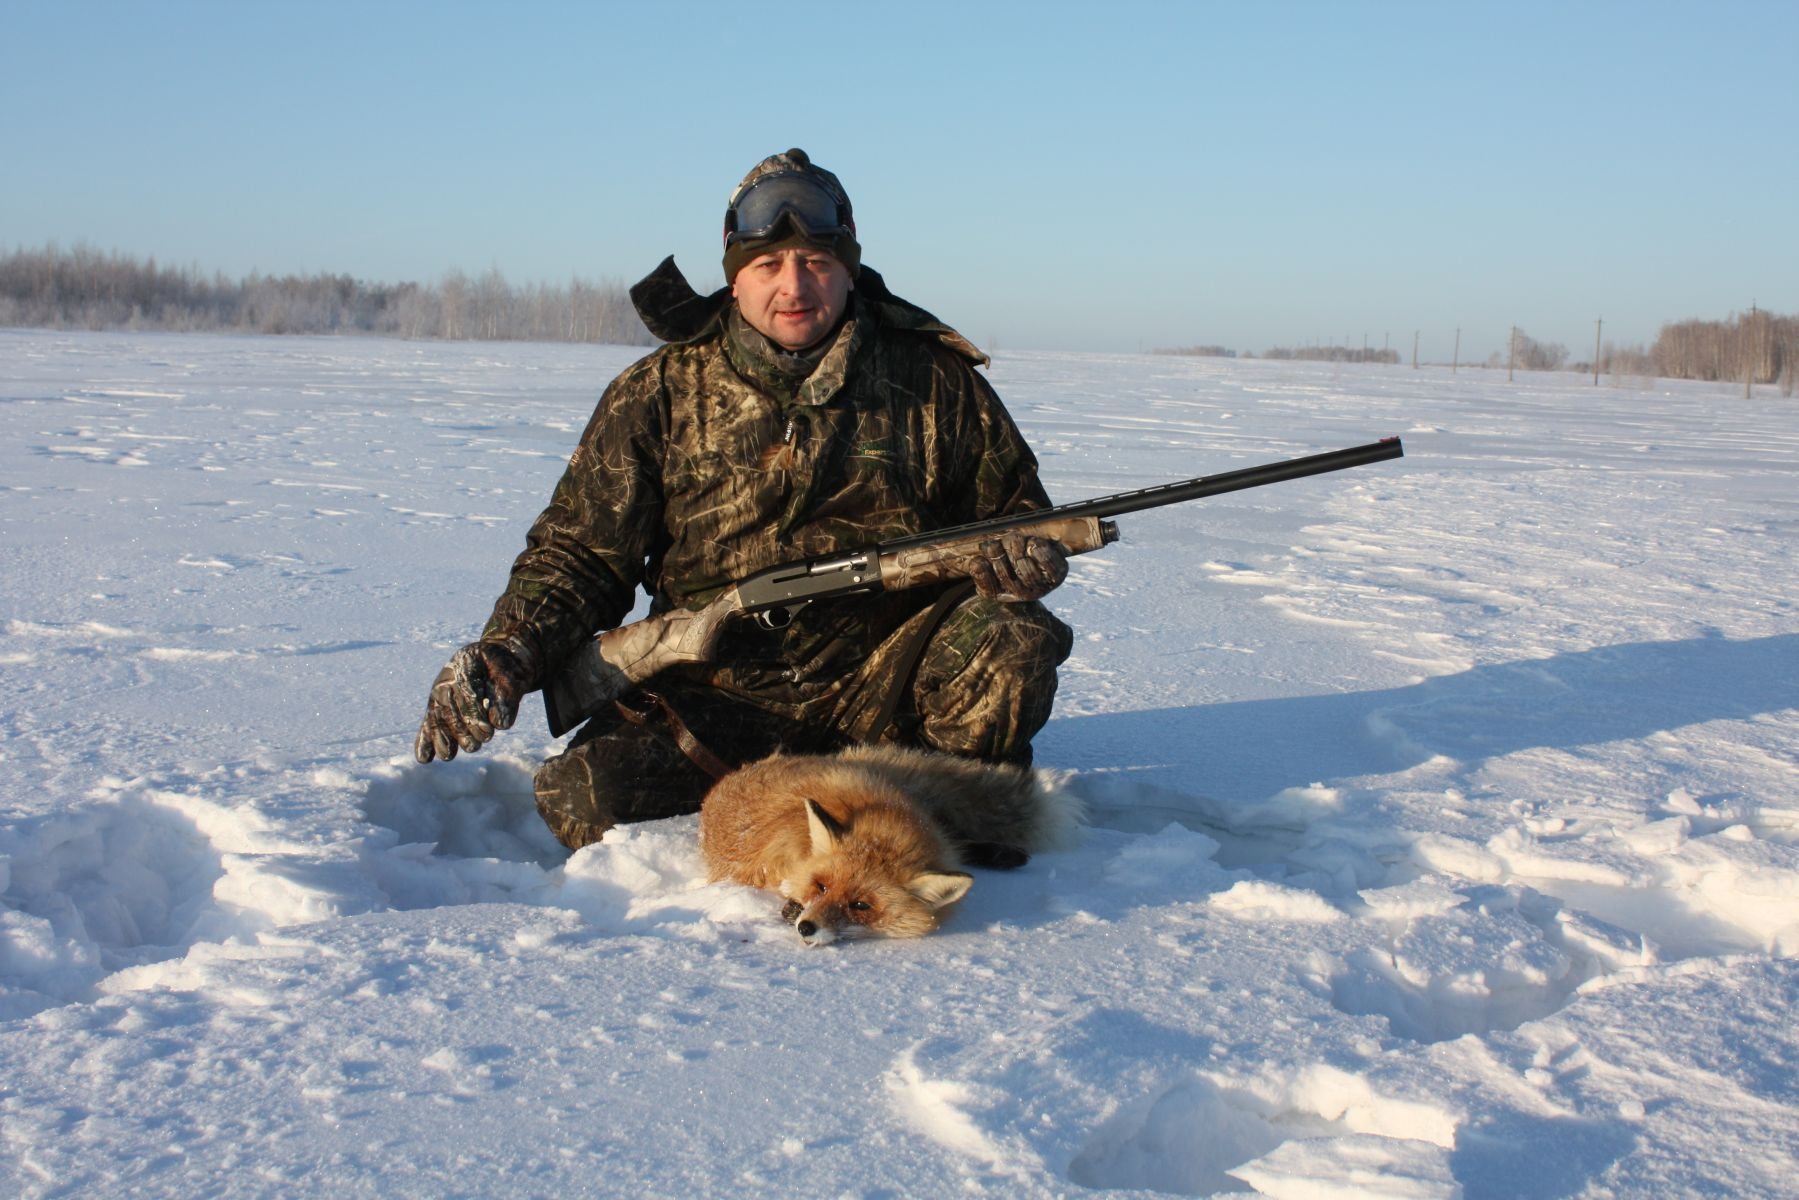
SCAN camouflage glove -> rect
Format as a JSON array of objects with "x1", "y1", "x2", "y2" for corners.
[
  {"x1": 965, "y1": 531, "x2": 1069, "y2": 603},
  {"x1": 414, "y1": 639, "x2": 539, "y2": 763}
]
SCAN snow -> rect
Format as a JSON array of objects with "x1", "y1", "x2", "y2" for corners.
[{"x1": 2, "y1": 328, "x2": 1795, "y2": 1197}]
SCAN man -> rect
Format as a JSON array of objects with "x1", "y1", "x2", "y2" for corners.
[{"x1": 414, "y1": 148, "x2": 1073, "y2": 851}]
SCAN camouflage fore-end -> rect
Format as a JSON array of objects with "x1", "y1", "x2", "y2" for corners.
[{"x1": 879, "y1": 516, "x2": 1113, "y2": 590}]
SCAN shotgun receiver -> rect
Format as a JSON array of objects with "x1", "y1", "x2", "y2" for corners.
[{"x1": 543, "y1": 436, "x2": 1404, "y2": 736}]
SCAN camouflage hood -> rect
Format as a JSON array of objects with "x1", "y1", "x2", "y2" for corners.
[{"x1": 629, "y1": 256, "x2": 988, "y2": 367}]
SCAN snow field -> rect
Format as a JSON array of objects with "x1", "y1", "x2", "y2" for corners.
[{"x1": 2, "y1": 330, "x2": 1796, "y2": 1197}]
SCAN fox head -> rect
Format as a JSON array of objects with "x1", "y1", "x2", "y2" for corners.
[{"x1": 783, "y1": 797, "x2": 973, "y2": 946}]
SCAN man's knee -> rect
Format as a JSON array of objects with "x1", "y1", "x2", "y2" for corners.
[
  {"x1": 923, "y1": 595, "x2": 1072, "y2": 683},
  {"x1": 912, "y1": 597, "x2": 1072, "y2": 762}
]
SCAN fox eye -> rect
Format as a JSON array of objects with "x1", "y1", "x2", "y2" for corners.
[
  {"x1": 814, "y1": 881, "x2": 829, "y2": 894},
  {"x1": 848, "y1": 900, "x2": 873, "y2": 912}
]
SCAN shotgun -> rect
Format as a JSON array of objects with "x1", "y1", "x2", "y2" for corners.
[{"x1": 543, "y1": 436, "x2": 1404, "y2": 735}]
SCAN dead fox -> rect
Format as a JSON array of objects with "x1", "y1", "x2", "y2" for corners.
[{"x1": 699, "y1": 743, "x2": 1079, "y2": 945}]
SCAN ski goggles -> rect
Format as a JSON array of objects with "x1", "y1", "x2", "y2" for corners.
[{"x1": 724, "y1": 171, "x2": 854, "y2": 248}]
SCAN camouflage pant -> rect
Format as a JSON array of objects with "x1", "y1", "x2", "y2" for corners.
[{"x1": 532, "y1": 592, "x2": 1073, "y2": 850}]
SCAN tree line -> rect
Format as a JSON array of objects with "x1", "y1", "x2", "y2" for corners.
[
  {"x1": 1157, "y1": 311, "x2": 1796, "y2": 394},
  {"x1": 0, "y1": 243, "x2": 652, "y2": 345},
  {"x1": 6, "y1": 244, "x2": 1793, "y2": 391},
  {"x1": 1260, "y1": 344, "x2": 1402, "y2": 365},
  {"x1": 1651, "y1": 308, "x2": 1797, "y2": 387},
  {"x1": 1499, "y1": 329, "x2": 1568, "y2": 371},
  {"x1": 1152, "y1": 344, "x2": 1237, "y2": 358}
]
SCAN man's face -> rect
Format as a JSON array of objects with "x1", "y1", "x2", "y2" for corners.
[{"x1": 731, "y1": 246, "x2": 853, "y2": 350}]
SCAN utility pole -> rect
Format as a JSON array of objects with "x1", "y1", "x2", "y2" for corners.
[
  {"x1": 1593, "y1": 318, "x2": 1602, "y2": 385},
  {"x1": 1745, "y1": 302, "x2": 1757, "y2": 399},
  {"x1": 1452, "y1": 327, "x2": 1461, "y2": 374},
  {"x1": 1507, "y1": 325, "x2": 1516, "y2": 382},
  {"x1": 1412, "y1": 330, "x2": 1419, "y2": 370}
]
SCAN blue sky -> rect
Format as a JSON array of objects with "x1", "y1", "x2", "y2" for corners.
[{"x1": 4, "y1": 0, "x2": 1795, "y2": 359}]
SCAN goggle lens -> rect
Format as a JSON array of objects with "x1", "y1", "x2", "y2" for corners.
[{"x1": 725, "y1": 172, "x2": 850, "y2": 246}]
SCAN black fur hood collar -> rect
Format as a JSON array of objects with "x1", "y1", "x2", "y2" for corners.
[{"x1": 629, "y1": 256, "x2": 987, "y2": 366}]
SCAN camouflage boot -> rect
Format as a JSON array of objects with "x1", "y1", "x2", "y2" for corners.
[
  {"x1": 531, "y1": 687, "x2": 831, "y2": 851},
  {"x1": 531, "y1": 705, "x2": 716, "y2": 851}
]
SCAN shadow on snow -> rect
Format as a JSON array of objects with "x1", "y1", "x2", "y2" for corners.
[{"x1": 1045, "y1": 631, "x2": 1798, "y2": 806}]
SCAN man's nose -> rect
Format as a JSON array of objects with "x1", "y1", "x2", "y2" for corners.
[{"x1": 774, "y1": 257, "x2": 808, "y2": 291}]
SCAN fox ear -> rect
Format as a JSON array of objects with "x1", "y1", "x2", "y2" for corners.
[
  {"x1": 907, "y1": 871, "x2": 974, "y2": 910},
  {"x1": 805, "y1": 798, "x2": 847, "y2": 853}
]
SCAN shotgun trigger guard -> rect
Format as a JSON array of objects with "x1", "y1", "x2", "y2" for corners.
[{"x1": 752, "y1": 603, "x2": 801, "y2": 631}]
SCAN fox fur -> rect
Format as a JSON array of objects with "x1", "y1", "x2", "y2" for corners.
[{"x1": 699, "y1": 743, "x2": 1079, "y2": 945}]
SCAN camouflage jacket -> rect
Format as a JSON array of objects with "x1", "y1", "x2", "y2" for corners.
[{"x1": 481, "y1": 257, "x2": 1052, "y2": 700}]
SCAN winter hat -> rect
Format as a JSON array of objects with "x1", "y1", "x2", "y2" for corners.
[{"x1": 722, "y1": 148, "x2": 861, "y2": 283}]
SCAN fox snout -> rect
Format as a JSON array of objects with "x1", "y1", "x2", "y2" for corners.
[
  {"x1": 777, "y1": 898, "x2": 833, "y2": 947},
  {"x1": 779, "y1": 897, "x2": 854, "y2": 947}
]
